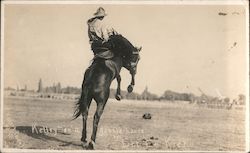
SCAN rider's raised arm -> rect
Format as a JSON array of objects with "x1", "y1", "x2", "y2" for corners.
[{"x1": 100, "y1": 22, "x2": 119, "y2": 42}]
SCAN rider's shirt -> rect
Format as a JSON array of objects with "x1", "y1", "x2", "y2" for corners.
[{"x1": 87, "y1": 18, "x2": 117, "y2": 44}]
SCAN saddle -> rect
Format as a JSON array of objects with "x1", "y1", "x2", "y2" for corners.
[
  {"x1": 91, "y1": 40, "x2": 113, "y2": 55},
  {"x1": 89, "y1": 50, "x2": 119, "y2": 80},
  {"x1": 94, "y1": 50, "x2": 114, "y2": 60},
  {"x1": 90, "y1": 39, "x2": 119, "y2": 79},
  {"x1": 104, "y1": 59, "x2": 120, "y2": 79}
]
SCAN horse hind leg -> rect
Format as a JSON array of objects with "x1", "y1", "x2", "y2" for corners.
[
  {"x1": 88, "y1": 92, "x2": 108, "y2": 150},
  {"x1": 79, "y1": 70, "x2": 92, "y2": 146},
  {"x1": 76, "y1": 85, "x2": 92, "y2": 147},
  {"x1": 81, "y1": 95, "x2": 92, "y2": 147}
]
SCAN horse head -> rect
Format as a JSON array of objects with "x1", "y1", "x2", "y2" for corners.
[
  {"x1": 108, "y1": 34, "x2": 141, "y2": 93},
  {"x1": 108, "y1": 34, "x2": 141, "y2": 74},
  {"x1": 128, "y1": 46, "x2": 141, "y2": 75},
  {"x1": 125, "y1": 45, "x2": 141, "y2": 93}
]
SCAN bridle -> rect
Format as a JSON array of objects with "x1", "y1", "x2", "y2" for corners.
[{"x1": 130, "y1": 50, "x2": 140, "y2": 68}]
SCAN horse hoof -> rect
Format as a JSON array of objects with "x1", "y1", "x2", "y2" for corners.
[
  {"x1": 81, "y1": 141, "x2": 88, "y2": 149},
  {"x1": 87, "y1": 141, "x2": 95, "y2": 150},
  {"x1": 115, "y1": 94, "x2": 122, "y2": 101},
  {"x1": 127, "y1": 85, "x2": 133, "y2": 93}
]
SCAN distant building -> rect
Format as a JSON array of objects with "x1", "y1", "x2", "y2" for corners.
[
  {"x1": 5, "y1": 87, "x2": 16, "y2": 91},
  {"x1": 141, "y1": 86, "x2": 149, "y2": 100},
  {"x1": 21, "y1": 84, "x2": 28, "y2": 91},
  {"x1": 38, "y1": 78, "x2": 43, "y2": 93},
  {"x1": 141, "y1": 86, "x2": 158, "y2": 101},
  {"x1": 56, "y1": 82, "x2": 61, "y2": 93}
]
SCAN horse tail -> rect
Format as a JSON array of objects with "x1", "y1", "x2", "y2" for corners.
[{"x1": 72, "y1": 85, "x2": 89, "y2": 120}]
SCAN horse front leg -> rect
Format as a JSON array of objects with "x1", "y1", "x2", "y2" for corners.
[
  {"x1": 127, "y1": 73, "x2": 135, "y2": 93},
  {"x1": 115, "y1": 75, "x2": 122, "y2": 101}
]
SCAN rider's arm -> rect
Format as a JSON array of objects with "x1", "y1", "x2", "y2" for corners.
[{"x1": 101, "y1": 22, "x2": 118, "y2": 42}]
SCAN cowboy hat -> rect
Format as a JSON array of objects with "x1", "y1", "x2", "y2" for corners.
[{"x1": 94, "y1": 7, "x2": 107, "y2": 17}]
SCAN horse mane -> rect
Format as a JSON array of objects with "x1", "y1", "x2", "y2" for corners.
[{"x1": 109, "y1": 34, "x2": 136, "y2": 57}]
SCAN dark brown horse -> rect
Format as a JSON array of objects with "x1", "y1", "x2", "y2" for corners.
[{"x1": 73, "y1": 34, "x2": 141, "y2": 149}]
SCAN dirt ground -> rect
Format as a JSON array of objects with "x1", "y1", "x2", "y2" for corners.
[{"x1": 2, "y1": 97, "x2": 245, "y2": 151}]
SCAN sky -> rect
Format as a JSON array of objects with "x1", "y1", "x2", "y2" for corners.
[{"x1": 3, "y1": 3, "x2": 248, "y2": 98}]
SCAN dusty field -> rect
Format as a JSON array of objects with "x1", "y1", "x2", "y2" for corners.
[{"x1": 2, "y1": 97, "x2": 245, "y2": 151}]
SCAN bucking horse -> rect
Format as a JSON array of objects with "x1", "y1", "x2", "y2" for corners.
[{"x1": 73, "y1": 34, "x2": 141, "y2": 149}]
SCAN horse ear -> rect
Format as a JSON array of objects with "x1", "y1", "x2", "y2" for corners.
[
  {"x1": 138, "y1": 46, "x2": 142, "y2": 52},
  {"x1": 136, "y1": 46, "x2": 142, "y2": 52}
]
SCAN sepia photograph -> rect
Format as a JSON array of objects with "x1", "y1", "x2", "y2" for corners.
[{"x1": 0, "y1": 0, "x2": 249, "y2": 152}]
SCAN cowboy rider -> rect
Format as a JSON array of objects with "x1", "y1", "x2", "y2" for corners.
[
  {"x1": 85, "y1": 7, "x2": 123, "y2": 100},
  {"x1": 87, "y1": 7, "x2": 118, "y2": 58}
]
